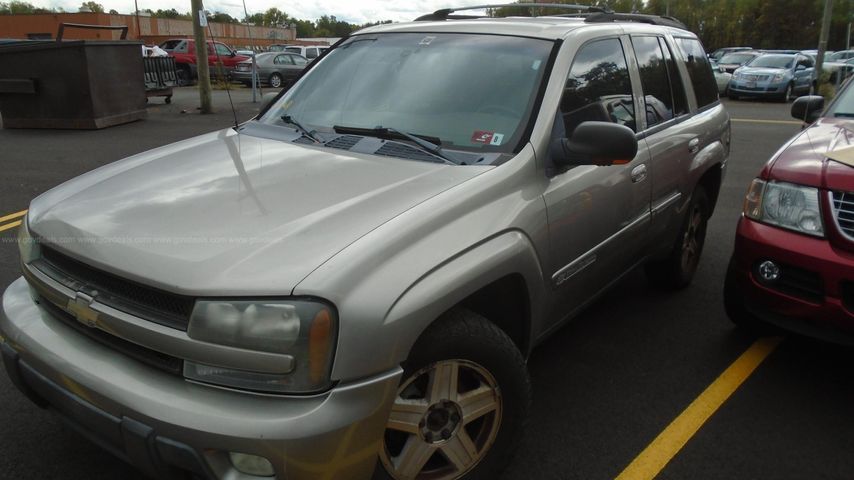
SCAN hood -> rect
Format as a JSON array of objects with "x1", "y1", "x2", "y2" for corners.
[
  {"x1": 766, "y1": 117, "x2": 854, "y2": 192},
  {"x1": 28, "y1": 128, "x2": 490, "y2": 295},
  {"x1": 737, "y1": 67, "x2": 788, "y2": 76}
]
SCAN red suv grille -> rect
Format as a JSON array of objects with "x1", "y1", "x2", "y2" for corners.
[{"x1": 831, "y1": 191, "x2": 854, "y2": 239}]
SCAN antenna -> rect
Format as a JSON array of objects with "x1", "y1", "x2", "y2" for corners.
[{"x1": 205, "y1": 18, "x2": 240, "y2": 129}]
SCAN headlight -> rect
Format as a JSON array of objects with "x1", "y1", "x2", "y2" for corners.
[
  {"x1": 17, "y1": 215, "x2": 39, "y2": 264},
  {"x1": 743, "y1": 179, "x2": 824, "y2": 236},
  {"x1": 186, "y1": 299, "x2": 337, "y2": 393},
  {"x1": 772, "y1": 73, "x2": 786, "y2": 82}
]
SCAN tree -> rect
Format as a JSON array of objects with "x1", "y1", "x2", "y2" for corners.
[
  {"x1": 78, "y1": 1, "x2": 104, "y2": 13},
  {"x1": 108, "y1": 8, "x2": 117, "y2": 14},
  {"x1": 243, "y1": 12, "x2": 263, "y2": 25},
  {"x1": 262, "y1": 7, "x2": 289, "y2": 27},
  {"x1": 209, "y1": 11, "x2": 238, "y2": 23},
  {"x1": 0, "y1": 0, "x2": 54, "y2": 14}
]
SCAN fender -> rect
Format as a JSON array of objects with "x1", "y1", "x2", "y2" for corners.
[{"x1": 382, "y1": 230, "x2": 546, "y2": 362}]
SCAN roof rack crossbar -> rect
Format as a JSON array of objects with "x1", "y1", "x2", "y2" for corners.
[{"x1": 416, "y1": 3, "x2": 612, "y2": 21}]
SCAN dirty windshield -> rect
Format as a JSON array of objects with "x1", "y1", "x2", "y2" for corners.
[{"x1": 258, "y1": 33, "x2": 553, "y2": 154}]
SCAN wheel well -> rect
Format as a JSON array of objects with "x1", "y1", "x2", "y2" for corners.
[
  {"x1": 698, "y1": 165, "x2": 722, "y2": 216},
  {"x1": 455, "y1": 274, "x2": 531, "y2": 356}
]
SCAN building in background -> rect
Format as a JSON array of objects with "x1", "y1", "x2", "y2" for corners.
[{"x1": 0, "y1": 12, "x2": 327, "y2": 50}]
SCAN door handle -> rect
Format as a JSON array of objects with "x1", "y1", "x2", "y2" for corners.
[
  {"x1": 688, "y1": 138, "x2": 700, "y2": 154},
  {"x1": 631, "y1": 163, "x2": 647, "y2": 183}
]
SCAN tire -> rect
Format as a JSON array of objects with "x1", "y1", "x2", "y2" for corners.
[
  {"x1": 729, "y1": 91, "x2": 739, "y2": 100},
  {"x1": 374, "y1": 309, "x2": 531, "y2": 480},
  {"x1": 175, "y1": 66, "x2": 192, "y2": 87},
  {"x1": 269, "y1": 73, "x2": 283, "y2": 88},
  {"x1": 645, "y1": 187, "x2": 710, "y2": 290},
  {"x1": 782, "y1": 83, "x2": 795, "y2": 103}
]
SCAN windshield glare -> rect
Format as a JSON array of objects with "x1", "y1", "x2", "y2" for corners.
[
  {"x1": 828, "y1": 82, "x2": 854, "y2": 117},
  {"x1": 259, "y1": 33, "x2": 554, "y2": 152},
  {"x1": 747, "y1": 55, "x2": 794, "y2": 69}
]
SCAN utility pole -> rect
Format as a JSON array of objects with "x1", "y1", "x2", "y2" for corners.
[
  {"x1": 815, "y1": 0, "x2": 834, "y2": 89},
  {"x1": 191, "y1": 0, "x2": 212, "y2": 114}
]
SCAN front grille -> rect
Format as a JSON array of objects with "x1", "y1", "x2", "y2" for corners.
[
  {"x1": 754, "y1": 261, "x2": 824, "y2": 303},
  {"x1": 38, "y1": 247, "x2": 194, "y2": 330},
  {"x1": 39, "y1": 298, "x2": 183, "y2": 375},
  {"x1": 831, "y1": 191, "x2": 854, "y2": 240},
  {"x1": 843, "y1": 281, "x2": 854, "y2": 313}
]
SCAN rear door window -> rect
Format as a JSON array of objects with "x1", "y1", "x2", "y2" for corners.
[
  {"x1": 674, "y1": 37, "x2": 718, "y2": 109},
  {"x1": 306, "y1": 48, "x2": 318, "y2": 59},
  {"x1": 559, "y1": 38, "x2": 636, "y2": 135},
  {"x1": 274, "y1": 55, "x2": 294, "y2": 65},
  {"x1": 631, "y1": 36, "x2": 677, "y2": 129},
  {"x1": 291, "y1": 55, "x2": 308, "y2": 65}
]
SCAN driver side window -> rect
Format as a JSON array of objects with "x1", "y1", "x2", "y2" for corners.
[{"x1": 559, "y1": 38, "x2": 636, "y2": 137}]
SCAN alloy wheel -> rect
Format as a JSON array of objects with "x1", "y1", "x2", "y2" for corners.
[
  {"x1": 680, "y1": 202, "x2": 706, "y2": 274},
  {"x1": 380, "y1": 359, "x2": 503, "y2": 480}
]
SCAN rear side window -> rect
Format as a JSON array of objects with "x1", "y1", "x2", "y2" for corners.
[
  {"x1": 275, "y1": 55, "x2": 294, "y2": 65},
  {"x1": 659, "y1": 38, "x2": 689, "y2": 117},
  {"x1": 674, "y1": 37, "x2": 718, "y2": 108},
  {"x1": 292, "y1": 55, "x2": 307, "y2": 65},
  {"x1": 306, "y1": 48, "x2": 318, "y2": 59},
  {"x1": 285, "y1": 47, "x2": 301, "y2": 54},
  {"x1": 632, "y1": 36, "x2": 677, "y2": 128},
  {"x1": 560, "y1": 38, "x2": 636, "y2": 135}
]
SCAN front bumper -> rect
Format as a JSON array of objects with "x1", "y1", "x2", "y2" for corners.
[
  {"x1": 729, "y1": 217, "x2": 854, "y2": 343},
  {"x1": 1, "y1": 277, "x2": 401, "y2": 479},
  {"x1": 729, "y1": 78, "x2": 788, "y2": 97}
]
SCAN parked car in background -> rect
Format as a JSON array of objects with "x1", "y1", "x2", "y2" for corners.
[
  {"x1": 726, "y1": 84, "x2": 854, "y2": 344},
  {"x1": 235, "y1": 49, "x2": 256, "y2": 57},
  {"x1": 717, "y1": 50, "x2": 761, "y2": 73},
  {"x1": 232, "y1": 52, "x2": 309, "y2": 88},
  {"x1": 714, "y1": 64, "x2": 732, "y2": 95},
  {"x1": 822, "y1": 57, "x2": 854, "y2": 83},
  {"x1": 1, "y1": 9, "x2": 729, "y2": 480},
  {"x1": 729, "y1": 53, "x2": 815, "y2": 101},
  {"x1": 268, "y1": 44, "x2": 326, "y2": 61},
  {"x1": 709, "y1": 46, "x2": 752, "y2": 63},
  {"x1": 159, "y1": 38, "x2": 250, "y2": 85},
  {"x1": 828, "y1": 50, "x2": 854, "y2": 62}
]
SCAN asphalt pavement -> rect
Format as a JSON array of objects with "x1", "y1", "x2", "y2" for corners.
[{"x1": 1, "y1": 90, "x2": 852, "y2": 480}]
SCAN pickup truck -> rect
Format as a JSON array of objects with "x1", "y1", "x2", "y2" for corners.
[{"x1": 159, "y1": 38, "x2": 250, "y2": 85}]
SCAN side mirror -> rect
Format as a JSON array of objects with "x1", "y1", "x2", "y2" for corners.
[
  {"x1": 791, "y1": 95, "x2": 824, "y2": 123},
  {"x1": 551, "y1": 121, "x2": 638, "y2": 167},
  {"x1": 261, "y1": 92, "x2": 279, "y2": 110}
]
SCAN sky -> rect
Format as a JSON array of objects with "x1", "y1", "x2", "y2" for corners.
[{"x1": 33, "y1": 0, "x2": 494, "y2": 24}]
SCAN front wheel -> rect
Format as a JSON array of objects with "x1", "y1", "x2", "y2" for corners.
[
  {"x1": 375, "y1": 310, "x2": 530, "y2": 480},
  {"x1": 269, "y1": 73, "x2": 283, "y2": 88},
  {"x1": 645, "y1": 187, "x2": 710, "y2": 289},
  {"x1": 783, "y1": 83, "x2": 795, "y2": 102}
]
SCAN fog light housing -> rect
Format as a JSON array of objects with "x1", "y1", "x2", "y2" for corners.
[
  {"x1": 757, "y1": 260, "x2": 781, "y2": 282},
  {"x1": 229, "y1": 452, "x2": 275, "y2": 477}
]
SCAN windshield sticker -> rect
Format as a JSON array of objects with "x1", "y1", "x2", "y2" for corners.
[
  {"x1": 419, "y1": 36, "x2": 436, "y2": 46},
  {"x1": 472, "y1": 131, "x2": 495, "y2": 144},
  {"x1": 532, "y1": 60, "x2": 542, "y2": 70},
  {"x1": 490, "y1": 133, "x2": 505, "y2": 146}
]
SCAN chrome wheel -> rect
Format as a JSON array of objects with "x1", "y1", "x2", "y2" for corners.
[
  {"x1": 784, "y1": 83, "x2": 795, "y2": 102},
  {"x1": 270, "y1": 73, "x2": 283, "y2": 88},
  {"x1": 380, "y1": 359, "x2": 502, "y2": 480}
]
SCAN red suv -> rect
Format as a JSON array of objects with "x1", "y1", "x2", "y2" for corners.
[
  {"x1": 725, "y1": 85, "x2": 854, "y2": 342},
  {"x1": 159, "y1": 39, "x2": 250, "y2": 85}
]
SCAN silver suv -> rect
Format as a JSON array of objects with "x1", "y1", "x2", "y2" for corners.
[{"x1": 2, "y1": 5, "x2": 729, "y2": 480}]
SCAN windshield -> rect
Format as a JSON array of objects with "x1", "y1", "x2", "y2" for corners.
[
  {"x1": 828, "y1": 81, "x2": 854, "y2": 117},
  {"x1": 746, "y1": 55, "x2": 794, "y2": 69},
  {"x1": 719, "y1": 53, "x2": 754, "y2": 64},
  {"x1": 258, "y1": 33, "x2": 554, "y2": 153}
]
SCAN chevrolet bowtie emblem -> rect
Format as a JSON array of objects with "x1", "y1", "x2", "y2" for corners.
[{"x1": 66, "y1": 292, "x2": 99, "y2": 328}]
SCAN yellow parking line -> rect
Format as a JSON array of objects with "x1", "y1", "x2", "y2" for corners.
[
  {"x1": 731, "y1": 118, "x2": 803, "y2": 126},
  {"x1": 0, "y1": 209, "x2": 27, "y2": 224},
  {"x1": 0, "y1": 220, "x2": 22, "y2": 233},
  {"x1": 614, "y1": 336, "x2": 783, "y2": 480}
]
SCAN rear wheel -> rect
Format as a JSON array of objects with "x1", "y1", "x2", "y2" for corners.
[
  {"x1": 375, "y1": 310, "x2": 530, "y2": 480},
  {"x1": 645, "y1": 187, "x2": 710, "y2": 289},
  {"x1": 269, "y1": 73, "x2": 283, "y2": 88}
]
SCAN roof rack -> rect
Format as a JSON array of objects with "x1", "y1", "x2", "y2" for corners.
[
  {"x1": 414, "y1": 3, "x2": 688, "y2": 31},
  {"x1": 583, "y1": 12, "x2": 687, "y2": 29},
  {"x1": 415, "y1": 3, "x2": 611, "y2": 21}
]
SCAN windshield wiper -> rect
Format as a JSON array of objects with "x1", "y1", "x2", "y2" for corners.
[
  {"x1": 281, "y1": 115, "x2": 322, "y2": 143},
  {"x1": 334, "y1": 125, "x2": 459, "y2": 164}
]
